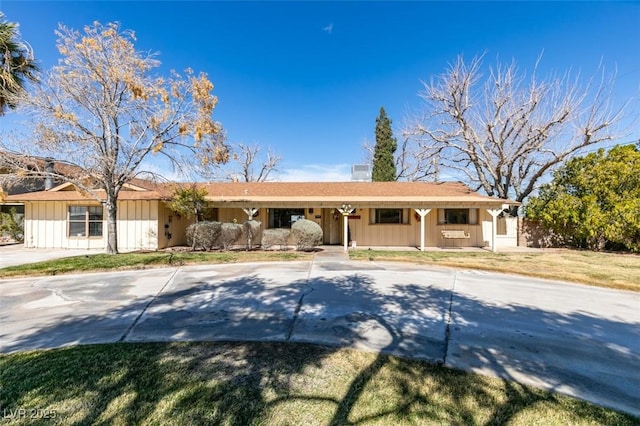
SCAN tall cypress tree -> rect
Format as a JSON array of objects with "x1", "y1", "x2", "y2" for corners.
[{"x1": 372, "y1": 106, "x2": 397, "y2": 181}]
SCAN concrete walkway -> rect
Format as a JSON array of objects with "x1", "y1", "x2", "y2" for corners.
[{"x1": 0, "y1": 255, "x2": 638, "y2": 417}]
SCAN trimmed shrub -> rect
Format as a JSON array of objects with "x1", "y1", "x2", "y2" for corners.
[
  {"x1": 243, "y1": 220, "x2": 262, "y2": 250},
  {"x1": 0, "y1": 208, "x2": 24, "y2": 242},
  {"x1": 185, "y1": 221, "x2": 222, "y2": 251},
  {"x1": 220, "y1": 222, "x2": 243, "y2": 251},
  {"x1": 261, "y1": 228, "x2": 291, "y2": 250},
  {"x1": 291, "y1": 219, "x2": 323, "y2": 251}
]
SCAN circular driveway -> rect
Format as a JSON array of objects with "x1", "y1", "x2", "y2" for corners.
[
  {"x1": 0, "y1": 244, "x2": 102, "y2": 268},
  {"x1": 0, "y1": 257, "x2": 638, "y2": 417}
]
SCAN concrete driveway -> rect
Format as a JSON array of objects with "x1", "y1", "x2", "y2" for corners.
[
  {"x1": 0, "y1": 256, "x2": 638, "y2": 417},
  {"x1": 0, "y1": 244, "x2": 102, "y2": 268}
]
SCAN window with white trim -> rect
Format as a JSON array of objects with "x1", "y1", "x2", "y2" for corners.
[
  {"x1": 68, "y1": 206, "x2": 103, "y2": 237},
  {"x1": 371, "y1": 208, "x2": 409, "y2": 224}
]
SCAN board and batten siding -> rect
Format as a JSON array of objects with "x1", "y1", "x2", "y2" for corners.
[
  {"x1": 24, "y1": 201, "x2": 105, "y2": 249},
  {"x1": 117, "y1": 200, "x2": 160, "y2": 251},
  {"x1": 157, "y1": 203, "x2": 192, "y2": 248},
  {"x1": 435, "y1": 208, "x2": 485, "y2": 248},
  {"x1": 23, "y1": 200, "x2": 165, "y2": 250},
  {"x1": 347, "y1": 208, "x2": 418, "y2": 247},
  {"x1": 218, "y1": 207, "x2": 251, "y2": 223}
]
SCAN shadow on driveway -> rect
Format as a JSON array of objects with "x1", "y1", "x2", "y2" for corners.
[{"x1": 1, "y1": 266, "x2": 638, "y2": 419}]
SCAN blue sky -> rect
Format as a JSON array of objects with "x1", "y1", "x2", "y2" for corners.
[{"x1": 1, "y1": 1, "x2": 639, "y2": 181}]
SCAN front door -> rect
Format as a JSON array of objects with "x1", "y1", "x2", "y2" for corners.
[{"x1": 322, "y1": 208, "x2": 341, "y2": 244}]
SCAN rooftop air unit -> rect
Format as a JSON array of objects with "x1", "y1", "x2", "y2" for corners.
[{"x1": 351, "y1": 164, "x2": 371, "y2": 182}]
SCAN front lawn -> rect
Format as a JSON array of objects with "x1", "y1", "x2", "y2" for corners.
[
  {"x1": 1, "y1": 247, "x2": 638, "y2": 293},
  {"x1": 350, "y1": 249, "x2": 640, "y2": 292},
  {"x1": 0, "y1": 342, "x2": 636, "y2": 425},
  {"x1": 0, "y1": 250, "x2": 311, "y2": 278}
]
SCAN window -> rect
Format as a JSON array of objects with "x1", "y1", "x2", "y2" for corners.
[
  {"x1": 68, "y1": 206, "x2": 103, "y2": 237},
  {"x1": 201, "y1": 207, "x2": 219, "y2": 222},
  {"x1": 439, "y1": 208, "x2": 478, "y2": 225},
  {"x1": 371, "y1": 208, "x2": 409, "y2": 224},
  {"x1": 268, "y1": 208, "x2": 305, "y2": 228},
  {"x1": 0, "y1": 204, "x2": 24, "y2": 215}
]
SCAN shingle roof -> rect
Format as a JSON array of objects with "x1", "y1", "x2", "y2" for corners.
[
  {"x1": 197, "y1": 181, "x2": 516, "y2": 207},
  {"x1": 5, "y1": 181, "x2": 517, "y2": 207},
  {"x1": 200, "y1": 181, "x2": 472, "y2": 197}
]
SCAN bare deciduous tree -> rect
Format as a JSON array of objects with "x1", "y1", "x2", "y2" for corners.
[
  {"x1": 363, "y1": 137, "x2": 438, "y2": 182},
  {"x1": 0, "y1": 21, "x2": 228, "y2": 253},
  {"x1": 203, "y1": 143, "x2": 281, "y2": 182},
  {"x1": 404, "y1": 54, "x2": 633, "y2": 209}
]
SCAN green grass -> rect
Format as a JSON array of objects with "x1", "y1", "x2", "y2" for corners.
[
  {"x1": 0, "y1": 246, "x2": 640, "y2": 291},
  {"x1": 350, "y1": 249, "x2": 640, "y2": 292},
  {"x1": 2, "y1": 247, "x2": 638, "y2": 293},
  {"x1": 0, "y1": 342, "x2": 636, "y2": 425},
  {"x1": 0, "y1": 250, "x2": 311, "y2": 278}
]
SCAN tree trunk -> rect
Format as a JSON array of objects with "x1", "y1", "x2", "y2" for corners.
[
  {"x1": 247, "y1": 226, "x2": 252, "y2": 251},
  {"x1": 105, "y1": 193, "x2": 118, "y2": 254}
]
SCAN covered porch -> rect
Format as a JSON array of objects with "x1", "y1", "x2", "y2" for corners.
[{"x1": 210, "y1": 203, "x2": 518, "y2": 253}]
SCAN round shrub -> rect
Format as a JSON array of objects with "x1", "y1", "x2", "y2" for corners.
[
  {"x1": 219, "y1": 222, "x2": 243, "y2": 251},
  {"x1": 261, "y1": 228, "x2": 291, "y2": 250},
  {"x1": 291, "y1": 219, "x2": 323, "y2": 251},
  {"x1": 186, "y1": 221, "x2": 222, "y2": 251}
]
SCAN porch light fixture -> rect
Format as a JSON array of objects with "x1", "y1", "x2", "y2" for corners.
[{"x1": 340, "y1": 203, "x2": 354, "y2": 213}]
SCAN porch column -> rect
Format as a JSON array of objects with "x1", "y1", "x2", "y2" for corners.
[
  {"x1": 338, "y1": 203, "x2": 355, "y2": 252},
  {"x1": 242, "y1": 208, "x2": 259, "y2": 221},
  {"x1": 414, "y1": 208, "x2": 431, "y2": 252},
  {"x1": 486, "y1": 209, "x2": 502, "y2": 253}
]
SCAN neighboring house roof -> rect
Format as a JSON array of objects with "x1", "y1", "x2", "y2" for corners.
[
  {"x1": 5, "y1": 187, "x2": 170, "y2": 202},
  {"x1": 1, "y1": 153, "x2": 86, "y2": 195},
  {"x1": 6, "y1": 181, "x2": 516, "y2": 208},
  {"x1": 0, "y1": 152, "x2": 81, "y2": 175},
  {"x1": 1, "y1": 152, "x2": 164, "y2": 196}
]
